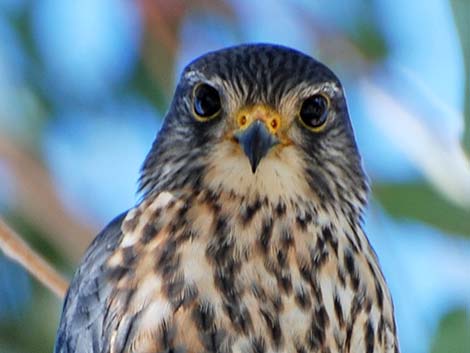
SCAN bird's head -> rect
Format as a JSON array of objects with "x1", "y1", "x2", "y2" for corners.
[{"x1": 140, "y1": 44, "x2": 368, "y2": 212}]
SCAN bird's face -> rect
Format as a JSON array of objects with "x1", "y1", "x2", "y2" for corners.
[{"x1": 140, "y1": 44, "x2": 367, "y2": 210}]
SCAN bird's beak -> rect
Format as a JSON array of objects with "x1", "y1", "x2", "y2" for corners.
[{"x1": 234, "y1": 120, "x2": 279, "y2": 173}]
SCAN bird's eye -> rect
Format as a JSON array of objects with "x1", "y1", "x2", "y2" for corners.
[
  {"x1": 193, "y1": 83, "x2": 221, "y2": 120},
  {"x1": 299, "y1": 94, "x2": 329, "y2": 131}
]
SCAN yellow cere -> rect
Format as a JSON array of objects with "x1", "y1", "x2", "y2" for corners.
[{"x1": 236, "y1": 104, "x2": 282, "y2": 134}]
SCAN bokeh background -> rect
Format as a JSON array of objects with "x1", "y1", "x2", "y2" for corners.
[{"x1": 0, "y1": 0, "x2": 469, "y2": 352}]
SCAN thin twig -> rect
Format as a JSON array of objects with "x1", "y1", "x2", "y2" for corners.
[{"x1": 0, "y1": 217, "x2": 68, "y2": 299}]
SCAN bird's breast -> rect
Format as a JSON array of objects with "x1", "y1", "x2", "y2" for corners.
[{"x1": 105, "y1": 190, "x2": 398, "y2": 353}]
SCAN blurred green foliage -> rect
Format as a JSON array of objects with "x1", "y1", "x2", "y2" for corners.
[
  {"x1": 374, "y1": 182, "x2": 470, "y2": 237},
  {"x1": 431, "y1": 308, "x2": 470, "y2": 353}
]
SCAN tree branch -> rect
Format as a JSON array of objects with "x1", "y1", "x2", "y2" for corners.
[{"x1": 0, "y1": 217, "x2": 68, "y2": 299}]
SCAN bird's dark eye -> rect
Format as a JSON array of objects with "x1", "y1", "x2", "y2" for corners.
[
  {"x1": 193, "y1": 83, "x2": 221, "y2": 120},
  {"x1": 299, "y1": 94, "x2": 329, "y2": 131}
]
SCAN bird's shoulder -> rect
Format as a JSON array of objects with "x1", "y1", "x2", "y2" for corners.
[
  {"x1": 54, "y1": 191, "x2": 196, "y2": 353},
  {"x1": 54, "y1": 211, "x2": 127, "y2": 353}
]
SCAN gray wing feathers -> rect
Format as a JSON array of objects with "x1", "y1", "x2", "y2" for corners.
[{"x1": 54, "y1": 212, "x2": 127, "y2": 353}]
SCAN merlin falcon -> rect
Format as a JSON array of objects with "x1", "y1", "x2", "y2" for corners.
[{"x1": 55, "y1": 44, "x2": 399, "y2": 353}]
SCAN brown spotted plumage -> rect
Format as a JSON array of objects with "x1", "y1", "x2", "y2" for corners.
[{"x1": 55, "y1": 44, "x2": 399, "y2": 353}]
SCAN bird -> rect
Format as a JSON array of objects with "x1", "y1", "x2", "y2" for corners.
[{"x1": 54, "y1": 44, "x2": 399, "y2": 353}]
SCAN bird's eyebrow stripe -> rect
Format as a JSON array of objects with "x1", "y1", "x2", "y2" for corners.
[
  {"x1": 183, "y1": 70, "x2": 208, "y2": 85},
  {"x1": 293, "y1": 82, "x2": 341, "y2": 98}
]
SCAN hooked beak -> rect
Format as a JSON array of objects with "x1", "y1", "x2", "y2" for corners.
[{"x1": 234, "y1": 120, "x2": 279, "y2": 173}]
